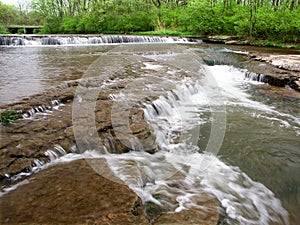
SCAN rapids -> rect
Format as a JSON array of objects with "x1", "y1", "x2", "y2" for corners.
[{"x1": 0, "y1": 42, "x2": 299, "y2": 224}]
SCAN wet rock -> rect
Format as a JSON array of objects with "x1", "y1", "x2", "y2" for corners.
[
  {"x1": 0, "y1": 49, "x2": 220, "y2": 225},
  {"x1": 203, "y1": 36, "x2": 239, "y2": 44},
  {"x1": 249, "y1": 54, "x2": 300, "y2": 72},
  {"x1": 245, "y1": 53, "x2": 300, "y2": 91},
  {"x1": 153, "y1": 207, "x2": 219, "y2": 225},
  {"x1": 225, "y1": 40, "x2": 249, "y2": 45},
  {"x1": 0, "y1": 60, "x2": 190, "y2": 180},
  {"x1": 290, "y1": 78, "x2": 300, "y2": 91},
  {"x1": 0, "y1": 159, "x2": 149, "y2": 224}
]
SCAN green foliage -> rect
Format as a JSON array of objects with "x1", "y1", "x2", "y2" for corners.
[
  {"x1": 61, "y1": 17, "x2": 79, "y2": 34},
  {"x1": 131, "y1": 30, "x2": 198, "y2": 36},
  {"x1": 0, "y1": 2, "x2": 43, "y2": 27},
  {"x1": 17, "y1": 28, "x2": 25, "y2": 34},
  {"x1": 0, "y1": 2, "x2": 16, "y2": 26},
  {"x1": 233, "y1": 5, "x2": 252, "y2": 38},
  {"x1": 0, "y1": 109, "x2": 21, "y2": 125},
  {"x1": 3, "y1": 0, "x2": 298, "y2": 44},
  {"x1": 77, "y1": 12, "x2": 105, "y2": 34},
  {"x1": 41, "y1": 17, "x2": 61, "y2": 34},
  {"x1": 0, "y1": 24, "x2": 9, "y2": 34},
  {"x1": 33, "y1": 28, "x2": 41, "y2": 34}
]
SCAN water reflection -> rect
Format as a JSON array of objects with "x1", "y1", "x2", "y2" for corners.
[{"x1": 0, "y1": 46, "x2": 113, "y2": 105}]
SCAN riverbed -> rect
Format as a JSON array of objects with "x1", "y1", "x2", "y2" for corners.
[{"x1": 0, "y1": 41, "x2": 299, "y2": 224}]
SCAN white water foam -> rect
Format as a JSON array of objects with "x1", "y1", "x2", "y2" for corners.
[
  {"x1": 221, "y1": 48, "x2": 249, "y2": 55},
  {"x1": 105, "y1": 75, "x2": 289, "y2": 224},
  {"x1": 207, "y1": 65, "x2": 300, "y2": 135},
  {"x1": 1, "y1": 35, "x2": 191, "y2": 47}
]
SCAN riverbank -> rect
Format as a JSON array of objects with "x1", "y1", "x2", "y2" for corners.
[
  {"x1": 245, "y1": 53, "x2": 300, "y2": 91},
  {"x1": 202, "y1": 35, "x2": 300, "y2": 49},
  {"x1": 199, "y1": 38, "x2": 300, "y2": 91}
]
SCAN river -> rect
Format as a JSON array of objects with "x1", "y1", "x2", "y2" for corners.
[{"x1": 0, "y1": 40, "x2": 299, "y2": 224}]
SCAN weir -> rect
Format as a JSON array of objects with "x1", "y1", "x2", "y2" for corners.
[
  {"x1": 0, "y1": 34, "x2": 196, "y2": 46},
  {"x1": 244, "y1": 71, "x2": 268, "y2": 83}
]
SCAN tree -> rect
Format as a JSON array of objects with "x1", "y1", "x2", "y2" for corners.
[{"x1": 0, "y1": 3, "x2": 17, "y2": 26}]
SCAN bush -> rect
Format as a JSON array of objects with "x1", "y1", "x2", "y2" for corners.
[
  {"x1": 61, "y1": 17, "x2": 79, "y2": 34},
  {"x1": 17, "y1": 28, "x2": 25, "y2": 34},
  {"x1": 41, "y1": 17, "x2": 61, "y2": 34},
  {"x1": 0, "y1": 24, "x2": 10, "y2": 34},
  {"x1": 0, "y1": 109, "x2": 21, "y2": 125},
  {"x1": 33, "y1": 28, "x2": 41, "y2": 34}
]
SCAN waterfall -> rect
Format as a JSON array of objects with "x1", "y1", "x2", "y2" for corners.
[
  {"x1": 106, "y1": 74, "x2": 289, "y2": 225},
  {"x1": 143, "y1": 81, "x2": 205, "y2": 152},
  {"x1": 22, "y1": 99, "x2": 62, "y2": 119},
  {"x1": 244, "y1": 71, "x2": 268, "y2": 83},
  {"x1": 0, "y1": 35, "x2": 193, "y2": 46}
]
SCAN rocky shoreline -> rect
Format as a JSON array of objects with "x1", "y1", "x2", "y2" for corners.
[
  {"x1": 204, "y1": 36, "x2": 300, "y2": 91},
  {"x1": 202, "y1": 36, "x2": 300, "y2": 91},
  {"x1": 246, "y1": 53, "x2": 300, "y2": 91}
]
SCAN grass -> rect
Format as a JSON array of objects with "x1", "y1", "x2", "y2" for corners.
[
  {"x1": 0, "y1": 31, "x2": 11, "y2": 34},
  {"x1": 252, "y1": 39, "x2": 300, "y2": 49},
  {"x1": 0, "y1": 109, "x2": 22, "y2": 125}
]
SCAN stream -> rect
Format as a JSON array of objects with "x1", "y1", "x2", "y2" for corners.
[{"x1": 0, "y1": 39, "x2": 299, "y2": 224}]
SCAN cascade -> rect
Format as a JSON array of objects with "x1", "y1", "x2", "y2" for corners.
[
  {"x1": 0, "y1": 45, "x2": 293, "y2": 225},
  {"x1": 23, "y1": 100, "x2": 62, "y2": 119},
  {"x1": 0, "y1": 35, "x2": 193, "y2": 46},
  {"x1": 244, "y1": 71, "x2": 268, "y2": 83},
  {"x1": 105, "y1": 75, "x2": 289, "y2": 225},
  {"x1": 0, "y1": 72, "x2": 290, "y2": 225}
]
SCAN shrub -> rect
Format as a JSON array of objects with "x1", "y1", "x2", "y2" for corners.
[
  {"x1": 0, "y1": 109, "x2": 21, "y2": 125},
  {"x1": 17, "y1": 28, "x2": 25, "y2": 34}
]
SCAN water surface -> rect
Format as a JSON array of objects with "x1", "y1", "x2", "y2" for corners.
[{"x1": 0, "y1": 43, "x2": 299, "y2": 224}]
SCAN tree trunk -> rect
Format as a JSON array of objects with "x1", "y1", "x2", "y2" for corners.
[
  {"x1": 290, "y1": 0, "x2": 295, "y2": 10},
  {"x1": 249, "y1": 4, "x2": 254, "y2": 43}
]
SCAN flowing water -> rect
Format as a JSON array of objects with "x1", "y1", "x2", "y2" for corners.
[{"x1": 0, "y1": 40, "x2": 299, "y2": 224}]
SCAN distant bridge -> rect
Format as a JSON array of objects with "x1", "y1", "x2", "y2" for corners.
[{"x1": 7, "y1": 25, "x2": 43, "y2": 34}]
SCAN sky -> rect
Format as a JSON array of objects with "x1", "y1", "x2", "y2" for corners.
[{"x1": 0, "y1": 0, "x2": 30, "y2": 6}]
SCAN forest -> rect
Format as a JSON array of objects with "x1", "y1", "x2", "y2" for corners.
[{"x1": 0, "y1": 0, "x2": 300, "y2": 44}]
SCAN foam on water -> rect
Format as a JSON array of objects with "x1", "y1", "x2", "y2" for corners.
[
  {"x1": 104, "y1": 150, "x2": 289, "y2": 224},
  {"x1": 221, "y1": 48, "x2": 249, "y2": 55},
  {"x1": 142, "y1": 62, "x2": 164, "y2": 71},
  {"x1": 105, "y1": 74, "x2": 290, "y2": 224},
  {"x1": 0, "y1": 35, "x2": 192, "y2": 47},
  {"x1": 207, "y1": 65, "x2": 300, "y2": 135}
]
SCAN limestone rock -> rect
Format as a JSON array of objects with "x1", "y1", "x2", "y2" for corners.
[
  {"x1": 0, "y1": 159, "x2": 149, "y2": 225},
  {"x1": 204, "y1": 36, "x2": 238, "y2": 44},
  {"x1": 246, "y1": 53, "x2": 300, "y2": 91},
  {"x1": 153, "y1": 208, "x2": 219, "y2": 225}
]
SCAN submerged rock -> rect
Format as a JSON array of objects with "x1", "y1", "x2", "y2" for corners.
[
  {"x1": 0, "y1": 159, "x2": 219, "y2": 225},
  {"x1": 153, "y1": 207, "x2": 219, "y2": 225},
  {"x1": 0, "y1": 159, "x2": 148, "y2": 224}
]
